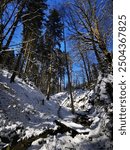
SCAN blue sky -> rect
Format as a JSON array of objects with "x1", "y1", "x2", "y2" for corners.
[
  {"x1": 5, "y1": 0, "x2": 112, "y2": 84},
  {"x1": 9, "y1": 0, "x2": 64, "y2": 50},
  {"x1": 47, "y1": 0, "x2": 64, "y2": 7}
]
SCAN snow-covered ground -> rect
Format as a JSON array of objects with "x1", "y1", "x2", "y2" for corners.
[{"x1": 0, "y1": 69, "x2": 113, "y2": 150}]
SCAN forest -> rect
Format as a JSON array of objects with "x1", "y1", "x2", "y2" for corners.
[{"x1": 0, "y1": 0, "x2": 113, "y2": 150}]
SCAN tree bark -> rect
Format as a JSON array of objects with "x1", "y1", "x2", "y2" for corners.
[{"x1": 46, "y1": 54, "x2": 52, "y2": 100}]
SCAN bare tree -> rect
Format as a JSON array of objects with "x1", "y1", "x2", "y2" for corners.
[
  {"x1": 63, "y1": 25, "x2": 75, "y2": 114},
  {"x1": 65, "y1": 0, "x2": 112, "y2": 71},
  {"x1": 2, "y1": 0, "x2": 27, "y2": 49}
]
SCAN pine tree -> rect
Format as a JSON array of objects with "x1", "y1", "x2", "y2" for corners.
[
  {"x1": 45, "y1": 9, "x2": 63, "y2": 49},
  {"x1": 10, "y1": 0, "x2": 47, "y2": 83},
  {"x1": 45, "y1": 9, "x2": 64, "y2": 100}
]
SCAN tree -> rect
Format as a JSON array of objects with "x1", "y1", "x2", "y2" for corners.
[
  {"x1": 63, "y1": 30, "x2": 75, "y2": 114},
  {"x1": 0, "y1": 0, "x2": 26, "y2": 67},
  {"x1": 4, "y1": 0, "x2": 27, "y2": 49},
  {"x1": 10, "y1": 0, "x2": 47, "y2": 82},
  {"x1": 19, "y1": 0, "x2": 47, "y2": 80},
  {"x1": 65, "y1": 0, "x2": 112, "y2": 72},
  {"x1": 45, "y1": 9, "x2": 64, "y2": 100},
  {"x1": 45, "y1": 9, "x2": 63, "y2": 49}
]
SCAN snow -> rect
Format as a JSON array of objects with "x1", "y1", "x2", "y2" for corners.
[
  {"x1": 0, "y1": 69, "x2": 113, "y2": 150},
  {"x1": 0, "y1": 70, "x2": 58, "y2": 138},
  {"x1": 59, "y1": 120, "x2": 90, "y2": 133}
]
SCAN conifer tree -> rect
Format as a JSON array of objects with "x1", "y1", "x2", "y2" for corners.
[
  {"x1": 10, "y1": 0, "x2": 47, "y2": 83},
  {"x1": 45, "y1": 9, "x2": 64, "y2": 100}
]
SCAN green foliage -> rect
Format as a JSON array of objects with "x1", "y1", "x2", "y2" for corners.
[{"x1": 45, "y1": 9, "x2": 63, "y2": 49}]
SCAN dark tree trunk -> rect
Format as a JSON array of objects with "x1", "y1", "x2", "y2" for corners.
[
  {"x1": 4, "y1": 0, "x2": 27, "y2": 48},
  {"x1": 10, "y1": 51, "x2": 22, "y2": 83}
]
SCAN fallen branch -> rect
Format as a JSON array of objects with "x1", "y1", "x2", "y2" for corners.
[{"x1": 2, "y1": 120, "x2": 89, "y2": 150}]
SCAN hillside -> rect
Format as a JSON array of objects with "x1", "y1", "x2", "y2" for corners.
[{"x1": 0, "y1": 69, "x2": 113, "y2": 150}]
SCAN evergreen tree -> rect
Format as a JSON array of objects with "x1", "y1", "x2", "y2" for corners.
[
  {"x1": 44, "y1": 9, "x2": 64, "y2": 100},
  {"x1": 10, "y1": 0, "x2": 47, "y2": 83},
  {"x1": 45, "y1": 9, "x2": 63, "y2": 49}
]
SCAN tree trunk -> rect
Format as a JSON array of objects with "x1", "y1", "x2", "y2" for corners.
[
  {"x1": 46, "y1": 74, "x2": 51, "y2": 100},
  {"x1": 79, "y1": 49, "x2": 90, "y2": 84},
  {"x1": 86, "y1": 52, "x2": 92, "y2": 82},
  {"x1": 10, "y1": 51, "x2": 22, "y2": 82},
  {"x1": 23, "y1": 49, "x2": 31, "y2": 74},
  {"x1": 4, "y1": 0, "x2": 27, "y2": 48},
  {"x1": 63, "y1": 26, "x2": 74, "y2": 114},
  {"x1": 46, "y1": 54, "x2": 52, "y2": 100},
  {"x1": 66, "y1": 56, "x2": 74, "y2": 114},
  {"x1": 18, "y1": 41, "x2": 29, "y2": 77},
  {"x1": 95, "y1": 20, "x2": 112, "y2": 64},
  {"x1": 59, "y1": 76, "x2": 62, "y2": 92},
  {"x1": 18, "y1": 58, "x2": 25, "y2": 78},
  {"x1": 98, "y1": 40, "x2": 112, "y2": 64}
]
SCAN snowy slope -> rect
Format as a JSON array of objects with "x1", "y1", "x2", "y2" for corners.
[
  {"x1": 0, "y1": 70, "x2": 61, "y2": 149},
  {"x1": 0, "y1": 69, "x2": 113, "y2": 150}
]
